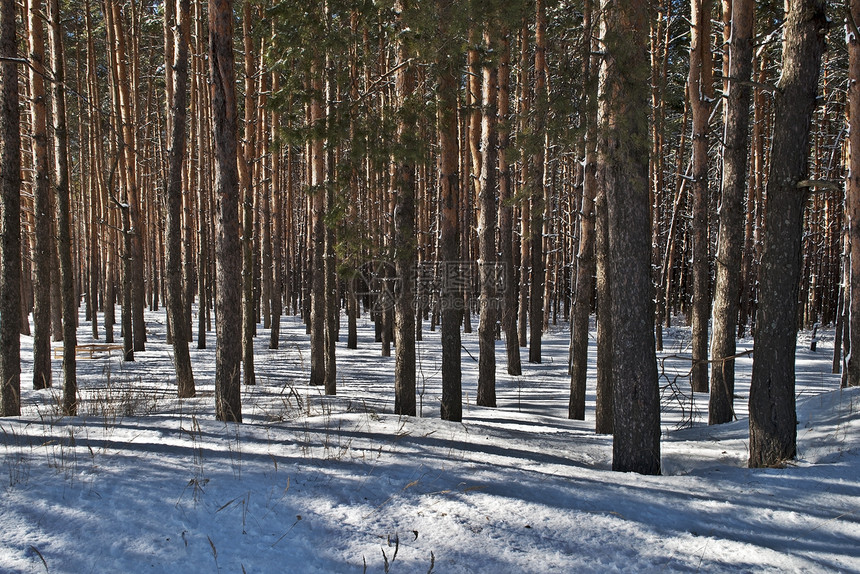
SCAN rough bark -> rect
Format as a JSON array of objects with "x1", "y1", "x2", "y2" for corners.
[
  {"x1": 47, "y1": 0, "x2": 77, "y2": 415},
  {"x1": 309, "y1": 67, "x2": 326, "y2": 387},
  {"x1": 749, "y1": 0, "x2": 826, "y2": 467},
  {"x1": 27, "y1": 0, "x2": 53, "y2": 390},
  {"x1": 438, "y1": 0, "x2": 462, "y2": 422},
  {"x1": 477, "y1": 24, "x2": 498, "y2": 408},
  {"x1": 165, "y1": 0, "x2": 195, "y2": 398},
  {"x1": 0, "y1": 0, "x2": 22, "y2": 417},
  {"x1": 569, "y1": 0, "x2": 597, "y2": 421},
  {"x1": 599, "y1": 0, "x2": 661, "y2": 474},
  {"x1": 688, "y1": 0, "x2": 713, "y2": 394},
  {"x1": 845, "y1": 0, "x2": 860, "y2": 388},
  {"x1": 394, "y1": 2, "x2": 416, "y2": 415},
  {"x1": 269, "y1": 68, "x2": 283, "y2": 350},
  {"x1": 497, "y1": 32, "x2": 521, "y2": 376},
  {"x1": 594, "y1": 182, "x2": 613, "y2": 435},
  {"x1": 110, "y1": 0, "x2": 146, "y2": 353},
  {"x1": 529, "y1": 0, "x2": 548, "y2": 364},
  {"x1": 210, "y1": 0, "x2": 242, "y2": 423},
  {"x1": 709, "y1": 0, "x2": 753, "y2": 423},
  {"x1": 239, "y1": 2, "x2": 256, "y2": 386}
]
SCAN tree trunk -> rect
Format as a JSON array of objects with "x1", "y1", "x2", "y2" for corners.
[
  {"x1": 269, "y1": 66, "x2": 283, "y2": 350},
  {"x1": 709, "y1": 0, "x2": 753, "y2": 424},
  {"x1": 195, "y1": 0, "x2": 209, "y2": 349},
  {"x1": 47, "y1": 0, "x2": 77, "y2": 415},
  {"x1": 165, "y1": 0, "x2": 195, "y2": 398},
  {"x1": 600, "y1": 0, "x2": 661, "y2": 474},
  {"x1": 84, "y1": 0, "x2": 101, "y2": 343},
  {"x1": 594, "y1": 181, "x2": 613, "y2": 435},
  {"x1": 394, "y1": 2, "x2": 416, "y2": 415},
  {"x1": 749, "y1": 0, "x2": 826, "y2": 468},
  {"x1": 844, "y1": 0, "x2": 860, "y2": 388},
  {"x1": 497, "y1": 32, "x2": 521, "y2": 376},
  {"x1": 309, "y1": 67, "x2": 326, "y2": 387},
  {"x1": 569, "y1": 0, "x2": 597, "y2": 421},
  {"x1": 27, "y1": 0, "x2": 53, "y2": 390},
  {"x1": 477, "y1": 23, "x2": 498, "y2": 408},
  {"x1": 529, "y1": 0, "x2": 548, "y2": 364},
  {"x1": 438, "y1": 0, "x2": 462, "y2": 422},
  {"x1": 688, "y1": 0, "x2": 713, "y2": 394},
  {"x1": 239, "y1": 2, "x2": 256, "y2": 386},
  {"x1": 210, "y1": 0, "x2": 242, "y2": 423},
  {"x1": 0, "y1": 0, "x2": 22, "y2": 417}
]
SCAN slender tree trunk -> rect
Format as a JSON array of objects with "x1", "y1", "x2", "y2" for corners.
[
  {"x1": 688, "y1": 0, "x2": 713, "y2": 394},
  {"x1": 393, "y1": 1, "x2": 416, "y2": 415},
  {"x1": 529, "y1": 0, "x2": 548, "y2": 364},
  {"x1": 709, "y1": 0, "x2": 753, "y2": 424},
  {"x1": 195, "y1": 0, "x2": 208, "y2": 349},
  {"x1": 477, "y1": 22, "x2": 498, "y2": 408},
  {"x1": 749, "y1": 0, "x2": 826, "y2": 468},
  {"x1": 497, "y1": 31, "x2": 521, "y2": 376},
  {"x1": 323, "y1": 64, "x2": 337, "y2": 396},
  {"x1": 438, "y1": 0, "x2": 462, "y2": 422},
  {"x1": 210, "y1": 0, "x2": 242, "y2": 422},
  {"x1": 594, "y1": 182, "x2": 613, "y2": 435},
  {"x1": 569, "y1": 0, "x2": 597, "y2": 421},
  {"x1": 27, "y1": 0, "x2": 53, "y2": 390},
  {"x1": 84, "y1": 0, "x2": 101, "y2": 343},
  {"x1": 309, "y1": 66, "x2": 326, "y2": 387},
  {"x1": 845, "y1": 0, "x2": 860, "y2": 389},
  {"x1": 600, "y1": 0, "x2": 660, "y2": 474},
  {"x1": 269, "y1": 67, "x2": 284, "y2": 350},
  {"x1": 165, "y1": 0, "x2": 195, "y2": 398},
  {"x1": 239, "y1": 2, "x2": 256, "y2": 386},
  {"x1": 0, "y1": 0, "x2": 22, "y2": 417},
  {"x1": 47, "y1": 0, "x2": 76, "y2": 415},
  {"x1": 115, "y1": 0, "x2": 146, "y2": 352}
]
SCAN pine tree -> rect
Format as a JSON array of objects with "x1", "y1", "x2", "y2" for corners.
[
  {"x1": 210, "y1": 0, "x2": 243, "y2": 423},
  {"x1": 749, "y1": 0, "x2": 827, "y2": 468},
  {"x1": 0, "y1": 0, "x2": 22, "y2": 417},
  {"x1": 599, "y1": 0, "x2": 661, "y2": 475}
]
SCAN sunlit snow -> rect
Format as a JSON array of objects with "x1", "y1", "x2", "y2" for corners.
[{"x1": 1, "y1": 308, "x2": 857, "y2": 573}]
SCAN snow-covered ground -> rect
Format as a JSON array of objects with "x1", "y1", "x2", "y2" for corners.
[{"x1": 1, "y1": 308, "x2": 858, "y2": 573}]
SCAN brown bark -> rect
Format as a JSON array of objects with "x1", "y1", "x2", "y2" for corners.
[
  {"x1": 210, "y1": 0, "x2": 243, "y2": 422},
  {"x1": 497, "y1": 32, "x2": 521, "y2": 377},
  {"x1": 594, "y1": 182, "x2": 613, "y2": 435},
  {"x1": 323, "y1": 65, "x2": 336, "y2": 396},
  {"x1": 529, "y1": 0, "x2": 548, "y2": 364},
  {"x1": 47, "y1": 0, "x2": 77, "y2": 415},
  {"x1": 438, "y1": 0, "x2": 462, "y2": 422},
  {"x1": 845, "y1": 0, "x2": 860, "y2": 388},
  {"x1": 749, "y1": 0, "x2": 826, "y2": 467},
  {"x1": 27, "y1": 0, "x2": 53, "y2": 390},
  {"x1": 600, "y1": 0, "x2": 660, "y2": 474},
  {"x1": 688, "y1": 0, "x2": 713, "y2": 393},
  {"x1": 394, "y1": 1, "x2": 416, "y2": 415},
  {"x1": 517, "y1": 19, "x2": 529, "y2": 350},
  {"x1": 0, "y1": 0, "x2": 22, "y2": 417},
  {"x1": 194, "y1": 0, "x2": 209, "y2": 349},
  {"x1": 309, "y1": 66, "x2": 326, "y2": 387},
  {"x1": 477, "y1": 23, "x2": 498, "y2": 408},
  {"x1": 570, "y1": 0, "x2": 597, "y2": 421},
  {"x1": 113, "y1": 0, "x2": 146, "y2": 353},
  {"x1": 239, "y1": 1, "x2": 256, "y2": 386},
  {"x1": 269, "y1": 66, "x2": 284, "y2": 350},
  {"x1": 165, "y1": 0, "x2": 195, "y2": 398},
  {"x1": 709, "y1": 0, "x2": 753, "y2": 424}
]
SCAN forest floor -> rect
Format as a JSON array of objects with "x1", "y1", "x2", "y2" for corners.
[{"x1": 1, "y1": 308, "x2": 858, "y2": 573}]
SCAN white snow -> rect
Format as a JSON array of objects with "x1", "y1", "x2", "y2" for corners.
[{"x1": 1, "y1": 309, "x2": 858, "y2": 573}]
